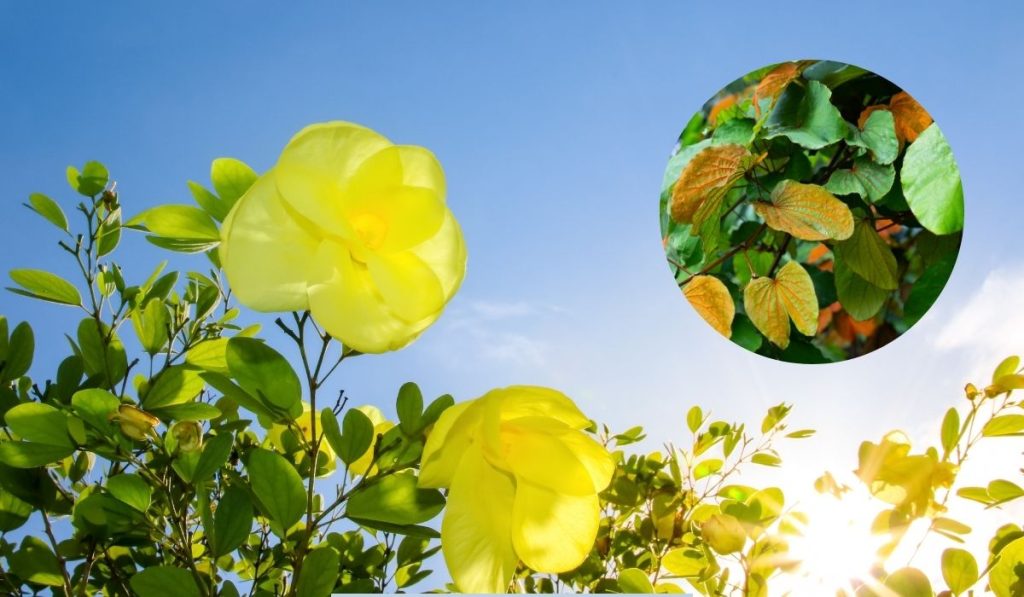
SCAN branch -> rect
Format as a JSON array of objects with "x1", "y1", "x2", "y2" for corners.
[{"x1": 676, "y1": 223, "x2": 768, "y2": 287}]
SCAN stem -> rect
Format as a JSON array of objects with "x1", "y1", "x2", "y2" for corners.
[
  {"x1": 41, "y1": 510, "x2": 74, "y2": 595},
  {"x1": 767, "y1": 235, "x2": 792, "y2": 277},
  {"x1": 677, "y1": 224, "x2": 768, "y2": 287}
]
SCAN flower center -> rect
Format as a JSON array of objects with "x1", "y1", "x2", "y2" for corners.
[{"x1": 352, "y1": 212, "x2": 388, "y2": 251}]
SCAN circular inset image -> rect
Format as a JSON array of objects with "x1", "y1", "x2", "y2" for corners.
[{"x1": 659, "y1": 60, "x2": 963, "y2": 363}]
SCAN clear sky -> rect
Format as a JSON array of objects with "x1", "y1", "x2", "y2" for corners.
[{"x1": 2, "y1": 0, "x2": 1023, "y2": 590}]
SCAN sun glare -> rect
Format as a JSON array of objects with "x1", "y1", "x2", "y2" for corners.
[{"x1": 782, "y1": 486, "x2": 889, "y2": 595}]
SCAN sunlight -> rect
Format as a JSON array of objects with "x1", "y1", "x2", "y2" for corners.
[{"x1": 782, "y1": 485, "x2": 889, "y2": 594}]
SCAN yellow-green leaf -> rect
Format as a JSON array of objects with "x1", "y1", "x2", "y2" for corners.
[
  {"x1": 743, "y1": 261, "x2": 818, "y2": 349},
  {"x1": 683, "y1": 275, "x2": 734, "y2": 338},
  {"x1": 833, "y1": 220, "x2": 898, "y2": 290},
  {"x1": 755, "y1": 180, "x2": 854, "y2": 241},
  {"x1": 670, "y1": 144, "x2": 752, "y2": 226}
]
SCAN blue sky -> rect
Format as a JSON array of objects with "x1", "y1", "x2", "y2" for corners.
[{"x1": 2, "y1": 0, "x2": 1023, "y2": 589}]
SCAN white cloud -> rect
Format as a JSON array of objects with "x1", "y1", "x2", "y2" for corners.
[
  {"x1": 936, "y1": 266, "x2": 1024, "y2": 378},
  {"x1": 428, "y1": 298, "x2": 561, "y2": 371}
]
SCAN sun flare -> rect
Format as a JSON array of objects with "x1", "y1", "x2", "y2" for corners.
[{"x1": 783, "y1": 486, "x2": 888, "y2": 594}]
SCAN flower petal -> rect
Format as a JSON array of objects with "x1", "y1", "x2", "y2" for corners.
[
  {"x1": 275, "y1": 122, "x2": 391, "y2": 238},
  {"x1": 504, "y1": 416, "x2": 614, "y2": 493},
  {"x1": 442, "y1": 448, "x2": 518, "y2": 593},
  {"x1": 307, "y1": 239, "x2": 421, "y2": 353},
  {"x1": 512, "y1": 481, "x2": 601, "y2": 573},
  {"x1": 502, "y1": 418, "x2": 613, "y2": 495},
  {"x1": 220, "y1": 171, "x2": 319, "y2": 311},
  {"x1": 341, "y1": 146, "x2": 447, "y2": 252},
  {"x1": 408, "y1": 209, "x2": 466, "y2": 299},
  {"x1": 489, "y1": 386, "x2": 593, "y2": 429},
  {"x1": 419, "y1": 399, "x2": 482, "y2": 488},
  {"x1": 366, "y1": 251, "x2": 444, "y2": 322}
]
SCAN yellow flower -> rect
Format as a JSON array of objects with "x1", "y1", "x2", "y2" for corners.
[
  {"x1": 220, "y1": 121, "x2": 466, "y2": 354},
  {"x1": 109, "y1": 405, "x2": 160, "y2": 441},
  {"x1": 419, "y1": 386, "x2": 614, "y2": 593},
  {"x1": 265, "y1": 403, "x2": 336, "y2": 477},
  {"x1": 170, "y1": 421, "x2": 203, "y2": 452},
  {"x1": 348, "y1": 405, "x2": 394, "y2": 478}
]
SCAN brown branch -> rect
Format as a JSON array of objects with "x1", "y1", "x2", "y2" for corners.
[{"x1": 677, "y1": 223, "x2": 768, "y2": 286}]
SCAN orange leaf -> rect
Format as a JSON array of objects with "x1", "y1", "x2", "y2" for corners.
[
  {"x1": 683, "y1": 275, "x2": 734, "y2": 338},
  {"x1": 670, "y1": 144, "x2": 752, "y2": 226},
  {"x1": 754, "y1": 180, "x2": 854, "y2": 241},
  {"x1": 888, "y1": 91, "x2": 932, "y2": 144},
  {"x1": 807, "y1": 243, "x2": 830, "y2": 264},
  {"x1": 743, "y1": 261, "x2": 818, "y2": 348},
  {"x1": 857, "y1": 104, "x2": 888, "y2": 129},
  {"x1": 754, "y1": 62, "x2": 801, "y2": 116},
  {"x1": 709, "y1": 94, "x2": 738, "y2": 125}
]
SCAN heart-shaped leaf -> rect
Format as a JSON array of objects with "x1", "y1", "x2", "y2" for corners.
[
  {"x1": 753, "y1": 62, "x2": 802, "y2": 116},
  {"x1": 683, "y1": 275, "x2": 734, "y2": 338},
  {"x1": 833, "y1": 221, "x2": 899, "y2": 290},
  {"x1": 670, "y1": 144, "x2": 753, "y2": 227},
  {"x1": 825, "y1": 156, "x2": 895, "y2": 202},
  {"x1": 901, "y1": 123, "x2": 964, "y2": 235},
  {"x1": 755, "y1": 180, "x2": 854, "y2": 241},
  {"x1": 743, "y1": 261, "x2": 818, "y2": 349}
]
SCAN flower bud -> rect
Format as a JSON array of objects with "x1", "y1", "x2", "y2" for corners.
[
  {"x1": 171, "y1": 421, "x2": 204, "y2": 452},
  {"x1": 701, "y1": 513, "x2": 747, "y2": 555},
  {"x1": 110, "y1": 405, "x2": 159, "y2": 441},
  {"x1": 964, "y1": 383, "x2": 980, "y2": 400}
]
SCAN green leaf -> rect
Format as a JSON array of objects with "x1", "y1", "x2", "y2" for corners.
[
  {"x1": 142, "y1": 366, "x2": 204, "y2": 409},
  {"x1": 833, "y1": 221, "x2": 898, "y2": 290},
  {"x1": 107, "y1": 473, "x2": 152, "y2": 512},
  {"x1": 901, "y1": 123, "x2": 964, "y2": 234},
  {"x1": 76, "y1": 318, "x2": 128, "y2": 386},
  {"x1": 711, "y1": 118, "x2": 754, "y2": 146},
  {"x1": 851, "y1": 109, "x2": 899, "y2": 165},
  {"x1": 693, "y1": 458, "x2": 723, "y2": 480},
  {"x1": 884, "y1": 567, "x2": 932, "y2": 597},
  {"x1": 993, "y1": 356, "x2": 1020, "y2": 383},
  {"x1": 988, "y1": 479, "x2": 1024, "y2": 503},
  {"x1": 420, "y1": 394, "x2": 454, "y2": 428},
  {"x1": 133, "y1": 204, "x2": 220, "y2": 241},
  {"x1": 185, "y1": 338, "x2": 229, "y2": 374},
  {"x1": 834, "y1": 259, "x2": 889, "y2": 321},
  {"x1": 248, "y1": 448, "x2": 305, "y2": 535},
  {"x1": 191, "y1": 432, "x2": 233, "y2": 483},
  {"x1": 331, "y1": 407, "x2": 374, "y2": 466},
  {"x1": 8, "y1": 269, "x2": 81, "y2": 306},
  {"x1": 8, "y1": 536, "x2": 64, "y2": 586},
  {"x1": 26, "y1": 193, "x2": 68, "y2": 231},
  {"x1": 188, "y1": 181, "x2": 229, "y2": 222},
  {"x1": 130, "y1": 566, "x2": 202, "y2": 597},
  {"x1": 940, "y1": 407, "x2": 960, "y2": 457},
  {"x1": 751, "y1": 453, "x2": 781, "y2": 467},
  {"x1": 661, "y1": 547, "x2": 707, "y2": 577},
  {"x1": 396, "y1": 382, "x2": 423, "y2": 435},
  {"x1": 67, "y1": 161, "x2": 109, "y2": 197},
  {"x1": 904, "y1": 254, "x2": 955, "y2": 326},
  {"x1": 618, "y1": 568, "x2": 654, "y2": 593},
  {"x1": 225, "y1": 337, "x2": 301, "y2": 416},
  {"x1": 346, "y1": 470, "x2": 444, "y2": 526},
  {"x1": 686, "y1": 406, "x2": 703, "y2": 433},
  {"x1": 199, "y1": 372, "x2": 276, "y2": 422},
  {"x1": 212, "y1": 485, "x2": 253, "y2": 557},
  {"x1": 2, "y1": 321, "x2": 34, "y2": 382},
  {"x1": 71, "y1": 388, "x2": 119, "y2": 433},
  {"x1": 989, "y1": 537, "x2": 1024, "y2": 597},
  {"x1": 0, "y1": 484, "x2": 32, "y2": 531},
  {"x1": 763, "y1": 80, "x2": 846, "y2": 149},
  {"x1": 5, "y1": 403, "x2": 71, "y2": 447},
  {"x1": 150, "y1": 402, "x2": 221, "y2": 422},
  {"x1": 295, "y1": 546, "x2": 340, "y2": 597},
  {"x1": 824, "y1": 156, "x2": 895, "y2": 202},
  {"x1": 211, "y1": 158, "x2": 258, "y2": 212},
  {"x1": 983, "y1": 415, "x2": 1024, "y2": 437},
  {"x1": 0, "y1": 441, "x2": 75, "y2": 468},
  {"x1": 97, "y1": 208, "x2": 122, "y2": 257}
]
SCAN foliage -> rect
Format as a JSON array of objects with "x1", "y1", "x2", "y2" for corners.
[
  {"x1": 0, "y1": 158, "x2": 455, "y2": 595},
  {"x1": 660, "y1": 60, "x2": 964, "y2": 363}
]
